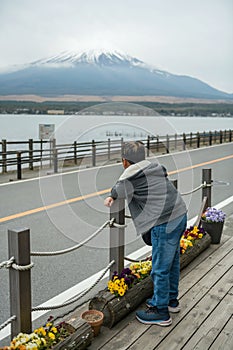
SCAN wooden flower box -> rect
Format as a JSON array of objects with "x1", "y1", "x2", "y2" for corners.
[{"x1": 89, "y1": 233, "x2": 211, "y2": 328}]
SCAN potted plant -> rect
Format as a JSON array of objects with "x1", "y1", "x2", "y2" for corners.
[
  {"x1": 81, "y1": 310, "x2": 104, "y2": 337},
  {"x1": 201, "y1": 207, "x2": 226, "y2": 244}
]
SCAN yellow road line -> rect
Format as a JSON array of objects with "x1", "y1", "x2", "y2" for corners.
[
  {"x1": 0, "y1": 188, "x2": 110, "y2": 223},
  {"x1": 0, "y1": 154, "x2": 233, "y2": 223}
]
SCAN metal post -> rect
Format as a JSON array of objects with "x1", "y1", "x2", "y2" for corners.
[
  {"x1": 92, "y1": 140, "x2": 96, "y2": 167},
  {"x1": 2, "y1": 139, "x2": 7, "y2": 173},
  {"x1": 29, "y1": 139, "x2": 33, "y2": 170},
  {"x1": 120, "y1": 137, "x2": 124, "y2": 158},
  {"x1": 17, "y1": 152, "x2": 22, "y2": 180},
  {"x1": 109, "y1": 198, "x2": 125, "y2": 278},
  {"x1": 8, "y1": 228, "x2": 32, "y2": 338},
  {"x1": 202, "y1": 168, "x2": 212, "y2": 211},
  {"x1": 156, "y1": 135, "x2": 159, "y2": 152},
  {"x1": 229, "y1": 129, "x2": 232, "y2": 143}
]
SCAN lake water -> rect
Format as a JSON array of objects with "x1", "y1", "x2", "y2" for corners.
[{"x1": 0, "y1": 114, "x2": 232, "y2": 144}]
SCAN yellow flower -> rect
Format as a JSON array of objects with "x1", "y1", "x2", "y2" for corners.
[
  {"x1": 48, "y1": 332, "x2": 55, "y2": 340},
  {"x1": 46, "y1": 322, "x2": 52, "y2": 328},
  {"x1": 118, "y1": 288, "x2": 125, "y2": 296},
  {"x1": 198, "y1": 233, "x2": 203, "y2": 238},
  {"x1": 51, "y1": 327, "x2": 57, "y2": 334}
]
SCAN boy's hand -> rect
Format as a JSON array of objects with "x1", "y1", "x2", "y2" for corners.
[{"x1": 104, "y1": 197, "x2": 114, "y2": 207}]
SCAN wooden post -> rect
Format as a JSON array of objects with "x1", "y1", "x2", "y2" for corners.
[
  {"x1": 120, "y1": 138, "x2": 124, "y2": 158},
  {"x1": 171, "y1": 179, "x2": 178, "y2": 189},
  {"x1": 174, "y1": 133, "x2": 177, "y2": 150},
  {"x1": 74, "y1": 141, "x2": 77, "y2": 165},
  {"x1": 202, "y1": 168, "x2": 212, "y2": 211},
  {"x1": 8, "y1": 228, "x2": 32, "y2": 338},
  {"x1": 108, "y1": 138, "x2": 111, "y2": 160},
  {"x1": 197, "y1": 132, "x2": 200, "y2": 148},
  {"x1": 17, "y1": 152, "x2": 22, "y2": 180},
  {"x1": 53, "y1": 149, "x2": 58, "y2": 173},
  {"x1": 2, "y1": 139, "x2": 7, "y2": 173},
  {"x1": 209, "y1": 131, "x2": 212, "y2": 146},
  {"x1": 183, "y1": 133, "x2": 186, "y2": 150},
  {"x1": 190, "y1": 132, "x2": 193, "y2": 147},
  {"x1": 156, "y1": 135, "x2": 159, "y2": 152},
  {"x1": 109, "y1": 198, "x2": 125, "y2": 278},
  {"x1": 219, "y1": 130, "x2": 223, "y2": 144},
  {"x1": 29, "y1": 139, "x2": 33, "y2": 170},
  {"x1": 166, "y1": 134, "x2": 169, "y2": 153},
  {"x1": 229, "y1": 129, "x2": 232, "y2": 143},
  {"x1": 147, "y1": 135, "x2": 150, "y2": 157},
  {"x1": 92, "y1": 140, "x2": 96, "y2": 167}
]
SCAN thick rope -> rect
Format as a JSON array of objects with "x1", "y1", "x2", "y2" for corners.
[
  {"x1": 0, "y1": 315, "x2": 16, "y2": 331},
  {"x1": 31, "y1": 219, "x2": 114, "y2": 256},
  {"x1": 32, "y1": 260, "x2": 115, "y2": 311},
  {"x1": 0, "y1": 257, "x2": 15, "y2": 269},
  {"x1": 0, "y1": 256, "x2": 34, "y2": 271},
  {"x1": 180, "y1": 182, "x2": 212, "y2": 196},
  {"x1": 124, "y1": 256, "x2": 152, "y2": 263}
]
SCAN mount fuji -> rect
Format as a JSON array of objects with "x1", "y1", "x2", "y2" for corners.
[{"x1": 0, "y1": 49, "x2": 231, "y2": 99}]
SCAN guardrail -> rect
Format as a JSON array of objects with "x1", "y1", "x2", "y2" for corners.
[
  {"x1": 0, "y1": 168, "x2": 213, "y2": 340},
  {"x1": 0, "y1": 129, "x2": 232, "y2": 179}
]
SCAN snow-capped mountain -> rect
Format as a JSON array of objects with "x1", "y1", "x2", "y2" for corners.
[{"x1": 0, "y1": 49, "x2": 231, "y2": 99}]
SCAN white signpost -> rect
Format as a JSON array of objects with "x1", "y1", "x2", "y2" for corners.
[{"x1": 39, "y1": 124, "x2": 55, "y2": 140}]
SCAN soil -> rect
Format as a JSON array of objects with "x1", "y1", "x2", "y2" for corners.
[{"x1": 83, "y1": 314, "x2": 102, "y2": 322}]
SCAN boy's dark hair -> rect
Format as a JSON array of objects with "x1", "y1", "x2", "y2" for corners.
[{"x1": 122, "y1": 141, "x2": 145, "y2": 164}]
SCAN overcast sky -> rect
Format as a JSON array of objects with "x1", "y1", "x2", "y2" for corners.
[{"x1": 0, "y1": 0, "x2": 232, "y2": 93}]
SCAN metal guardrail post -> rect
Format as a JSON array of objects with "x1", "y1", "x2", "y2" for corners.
[
  {"x1": 29, "y1": 139, "x2": 33, "y2": 170},
  {"x1": 2, "y1": 139, "x2": 7, "y2": 173},
  {"x1": 8, "y1": 228, "x2": 32, "y2": 338},
  {"x1": 109, "y1": 198, "x2": 125, "y2": 278},
  {"x1": 174, "y1": 133, "x2": 177, "y2": 150},
  {"x1": 190, "y1": 132, "x2": 193, "y2": 147},
  {"x1": 202, "y1": 168, "x2": 212, "y2": 211},
  {"x1": 229, "y1": 129, "x2": 232, "y2": 143},
  {"x1": 17, "y1": 152, "x2": 22, "y2": 180}
]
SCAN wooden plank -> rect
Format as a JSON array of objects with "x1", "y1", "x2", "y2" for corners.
[
  {"x1": 180, "y1": 234, "x2": 231, "y2": 279},
  {"x1": 93, "y1": 241, "x2": 233, "y2": 350},
  {"x1": 128, "y1": 266, "x2": 233, "y2": 350},
  {"x1": 209, "y1": 315, "x2": 233, "y2": 350},
  {"x1": 183, "y1": 289, "x2": 233, "y2": 349}
]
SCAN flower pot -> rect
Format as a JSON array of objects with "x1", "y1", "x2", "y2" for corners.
[
  {"x1": 201, "y1": 219, "x2": 224, "y2": 244},
  {"x1": 81, "y1": 309, "x2": 104, "y2": 337}
]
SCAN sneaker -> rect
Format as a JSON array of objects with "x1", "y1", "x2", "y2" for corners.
[
  {"x1": 146, "y1": 298, "x2": 181, "y2": 313},
  {"x1": 136, "y1": 307, "x2": 172, "y2": 326}
]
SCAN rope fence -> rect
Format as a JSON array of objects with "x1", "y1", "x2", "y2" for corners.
[{"x1": 0, "y1": 168, "x2": 214, "y2": 339}]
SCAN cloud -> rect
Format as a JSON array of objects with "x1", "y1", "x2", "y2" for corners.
[{"x1": 0, "y1": 0, "x2": 232, "y2": 92}]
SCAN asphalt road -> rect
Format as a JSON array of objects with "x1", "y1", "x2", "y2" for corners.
[{"x1": 0, "y1": 143, "x2": 233, "y2": 334}]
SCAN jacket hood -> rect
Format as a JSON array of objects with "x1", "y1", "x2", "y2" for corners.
[{"x1": 119, "y1": 160, "x2": 165, "y2": 181}]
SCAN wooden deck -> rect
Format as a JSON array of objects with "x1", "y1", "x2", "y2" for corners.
[{"x1": 88, "y1": 234, "x2": 233, "y2": 350}]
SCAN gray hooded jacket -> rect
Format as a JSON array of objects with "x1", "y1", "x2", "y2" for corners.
[{"x1": 110, "y1": 160, "x2": 187, "y2": 236}]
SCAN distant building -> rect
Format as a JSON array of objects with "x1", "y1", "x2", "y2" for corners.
[{"x1": 47, "y1": 110, "x2": 64, "y2": 115}]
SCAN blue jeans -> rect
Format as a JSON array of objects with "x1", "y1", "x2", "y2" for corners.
[{"x1": 150, "y1": 214, "x2": 187, "y2": 311}]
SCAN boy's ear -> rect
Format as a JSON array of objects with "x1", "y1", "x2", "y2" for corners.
[{"x1": 122, "y1": 158, "x2": 131, "y2": 169}]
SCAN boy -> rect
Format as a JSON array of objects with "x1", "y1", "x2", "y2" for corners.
[{"x1": 104, "y1": 141, "x2": 187, "y2": 326}]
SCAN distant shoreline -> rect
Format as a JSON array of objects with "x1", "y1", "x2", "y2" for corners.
[{"x1": 0, "y1": 94, "x2": 232, "y2": 104}]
